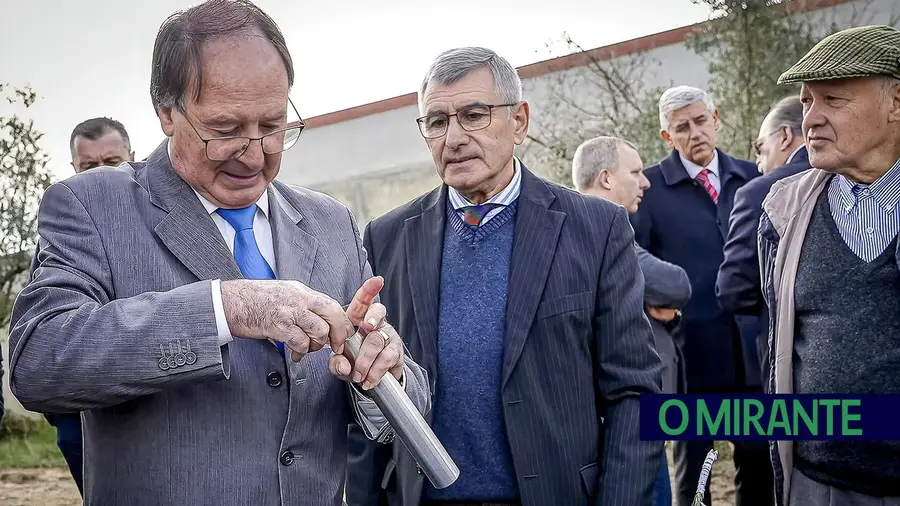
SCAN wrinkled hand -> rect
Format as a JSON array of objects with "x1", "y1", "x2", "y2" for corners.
[
  {"x1": 328, "y1": 276, "x2": 405, "y2": 390},
  {"x1": 647, "y1": 306, "x2": 679, "y2": 323},
  {"x1": 221, "y1": 279, "x2": 354, "y2": 361}
]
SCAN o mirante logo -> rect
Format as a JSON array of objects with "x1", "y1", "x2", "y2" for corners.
[{"x1": 639, "y1": 394, "x2": 900, "y2": 441}]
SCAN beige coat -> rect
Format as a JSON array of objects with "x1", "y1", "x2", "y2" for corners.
[{"x1": 761, "y1": 168, "x2": 833, "y2": 505}]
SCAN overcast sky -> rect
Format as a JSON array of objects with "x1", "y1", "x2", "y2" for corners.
[{"x1": 0, "y1": 0, "x2": 711, "y2": 181}]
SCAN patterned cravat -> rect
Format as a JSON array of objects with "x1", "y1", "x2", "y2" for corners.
[
  {"x1": 696, "y1": 169, "x2": 719, "y2": 205},
  {"x1": 461, "y1": 203, "x2": 503, "y2": 227},
  {"x1": 216, "y1": 205, "x2": 282, "y2": 355}
]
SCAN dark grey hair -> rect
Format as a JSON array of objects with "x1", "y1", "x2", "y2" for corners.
[
  {"x1": 69, "y1": 117, "x2": 131, "y2": 154},
  {"x1": 658, "y1": 85, "x2": 716, "y2": 132},
  {"x1": 763, "y1": 95, "x2": 804, "y2": 136},
  {"x1": 150, "y1": 0, "x2": 293, "y2": 112},
  {"x1": 571, "y1": 136, "x2": 637, "y2": 192},
  {"x1": 418, "y1": 47, "x2": 522, "y2": 112}
]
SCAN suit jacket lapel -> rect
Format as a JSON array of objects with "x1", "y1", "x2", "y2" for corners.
[
  {"x1": 663, "y1": 148, "x2": 736, "y2": 239},
  {"x1": 659, "y1": 150, "x2": 692, "y2": 187},
  {"x1": 404, "y1": 186, "x2": 446, "y2": 372},
  {"x1": 147, "y1": 141, "x2": 243, "y2": 282},
  {"x1": 502, "y1": 167, "x2": 565, "y2": 388},
  {"x1": 268, "y1": 182, "x2": 317, "y2": 285},
  {"x1": 716, "y1": 149, "x2": 741, "y2": 239}
]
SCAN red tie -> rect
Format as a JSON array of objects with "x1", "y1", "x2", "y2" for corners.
[{"x1": 696, "y1": 169, "x2": 719, "y2": 205}]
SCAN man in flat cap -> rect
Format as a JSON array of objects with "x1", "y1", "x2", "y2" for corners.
[{"x1": 760, "y1": 25, "x2": 900, "y2": 506}]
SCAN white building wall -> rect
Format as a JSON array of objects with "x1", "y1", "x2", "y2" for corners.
[
  {"x1": 286, "y1": 104, "x2": 430, "y2": 189},
  {"x1": 276, "y1": 0, "x2": 897, "y2": 225}
]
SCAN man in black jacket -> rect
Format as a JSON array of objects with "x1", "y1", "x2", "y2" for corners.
[
  {"x1": 630, "y1": 85, "x2": 771, "y2": 506},
  {"x1": 716, "y1": 95, "x2": 811, "y2": 389}
]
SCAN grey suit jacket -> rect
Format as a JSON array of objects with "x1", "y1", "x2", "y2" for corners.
[
  {"x1": 346, "y1": 166, "x2": 664, "y2": 506},
  {"x1": 7, "y1": 141, "x2": 429, "y2": 506},
  {"x1": 635, "y1": 244, "x2": 691, "y2": 394}
]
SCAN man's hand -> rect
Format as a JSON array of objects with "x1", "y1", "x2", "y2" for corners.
[
  {"x1": 328, "y1": 276, "x2": 405, "y2": 390},
  {"x1": 647, "y1": 306, "x2": 680, "y2": 323},
  {"x1": 221, "y1": 279, "x2": 354, "y2": 361}
]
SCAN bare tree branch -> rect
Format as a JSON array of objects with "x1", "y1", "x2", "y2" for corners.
[{"x1": 520, "y1": 34, "x2": 669, "y2": 186}]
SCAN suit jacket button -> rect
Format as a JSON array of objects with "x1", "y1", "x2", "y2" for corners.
[
  {"x1": 267, "y1": 371, "x2": 283, "y2": 388},
  {"x1": 280, "y1": 450, "x2": 294, "y2": 466}
]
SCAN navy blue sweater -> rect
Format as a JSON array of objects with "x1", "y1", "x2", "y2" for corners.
[{"x1": 423, "y1": 201, "x2": 520, "y2": 501}]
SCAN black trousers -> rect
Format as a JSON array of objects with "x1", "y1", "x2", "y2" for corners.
[{"x1": 673, "y1": 433, "x2": 774, "y2": 506}]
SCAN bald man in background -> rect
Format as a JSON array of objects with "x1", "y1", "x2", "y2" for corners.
[{"x1": 573, "y1": 136, "x2": 692, "y2": 506}]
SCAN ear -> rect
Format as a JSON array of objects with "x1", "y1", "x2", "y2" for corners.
[
  {"x1": 712, "y1": 108, "x2": 721, "y2": 130},
  {"x1": 660, "y1": 129, "x2": 675, "y2": 149},
  {"x1": 596, "y1": 169, "x2": 614, "y2": 191},
  {"x1": 779, "y1": 127, "x2": 794, "y2": 151},
  {"x1": 158, "y1": 106, "x2": 176, "y2": 137},
  {"x1": 512, "y1": 101, "x2": 530, "y2": 145},
  {"x1": 888, "y1": 81, "x2": 900, "y2": 123}
]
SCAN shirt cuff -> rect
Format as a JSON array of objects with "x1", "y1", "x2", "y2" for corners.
[
  {"x1": 348, "y1": 368, "x2": 407, "y2": 443},
  {"x1": 210, "y1": 279, "x2": 234, "y2": 347}
]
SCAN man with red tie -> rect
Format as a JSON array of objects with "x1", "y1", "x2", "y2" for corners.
[{"x1": 630, "y1": 85, "x2": 773, "y2": 506}]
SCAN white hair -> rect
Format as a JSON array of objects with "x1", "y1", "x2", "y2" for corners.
[
  {"x1": 418, "y1": 47, "x2": 522, "y2": 113},
  {"x1": 762, "y1": 95, "x2": 804, "y2": 136},
  {"x1": 882, "y1": 76, "x2": 900, "y2": 96},
  {"x1": 571, "y1": 136, "x2": 636, "y2": 192},
  {"x1": 658, "y1": 85, "x2": 716, "y2": 132}
]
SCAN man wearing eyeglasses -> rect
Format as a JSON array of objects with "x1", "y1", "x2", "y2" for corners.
[
  {"x1": 7, "y1": 1, "x2": 429, "y2": 505},
  {"x1": 346, "y1": 46, "x2": 663, "y2": 506},
  {"x1": 717, "y1": 95, "x2": 810, "y2": 391}
]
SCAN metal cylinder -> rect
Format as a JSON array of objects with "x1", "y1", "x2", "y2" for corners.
[{"x1": 344, "y1": 330, "x2": 460, "y2": 489}]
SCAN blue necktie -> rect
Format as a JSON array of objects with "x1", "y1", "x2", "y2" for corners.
[{"x1": 216, "y1": 205, "x2": 283, "y2": 355}]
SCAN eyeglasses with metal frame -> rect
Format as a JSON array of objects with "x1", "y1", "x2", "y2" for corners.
[
  {"x1": 182, "y1": 99, "x2": 305, "y2": 161},
  {"x1": 416, "y1": 103, "x2": 518, "y2": 139}
]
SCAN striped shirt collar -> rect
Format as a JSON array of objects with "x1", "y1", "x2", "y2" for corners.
[
  {"x1": 834, "y1": 157, "x2": 900, "y2": 214},
  {"x1": 448, "y1": 157, "x2": 522, "y2": 210}
]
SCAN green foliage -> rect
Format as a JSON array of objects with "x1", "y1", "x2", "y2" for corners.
[
  {"x1": 0, "y1": 83, "x2": 53, "y2": 330},
  {"x1": 0, "y1": 411, "x2": 66, "y2": 468},
  {"x1": 686, "y1": 0, "x2": 900, "y2": 159},
  {"x1": 685, "y1": 0, "x2": 821, "y2": 159}
]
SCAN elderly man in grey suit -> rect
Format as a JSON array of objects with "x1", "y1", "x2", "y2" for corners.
[
  {"x1": 346, "y1": 47, "x2": 663, "y2": 506},
  {"x1": 572, "y1": 136, "x2": 692, "y2": 506},
  {"x1": 7, "y1": 1, "x2": 429, "y2": 505}
]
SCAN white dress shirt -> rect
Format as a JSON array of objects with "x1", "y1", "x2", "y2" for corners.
[
  {"x1": 680, "y1": 150, "x2": 721, "y2": 194},
  {"x1": 193, "y1": 189, "x2": 273, "y2": 347}
]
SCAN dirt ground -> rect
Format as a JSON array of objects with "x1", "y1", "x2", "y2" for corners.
[
  {"x1": 0, "y1": 468, "x2": 81, "y2": 506},
  {"x1": 668, "y1": 443, "x2": 737, "y2": 505},
  {"x1": 0, "y1": 450, "x2": 737, "y2": 506}
]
